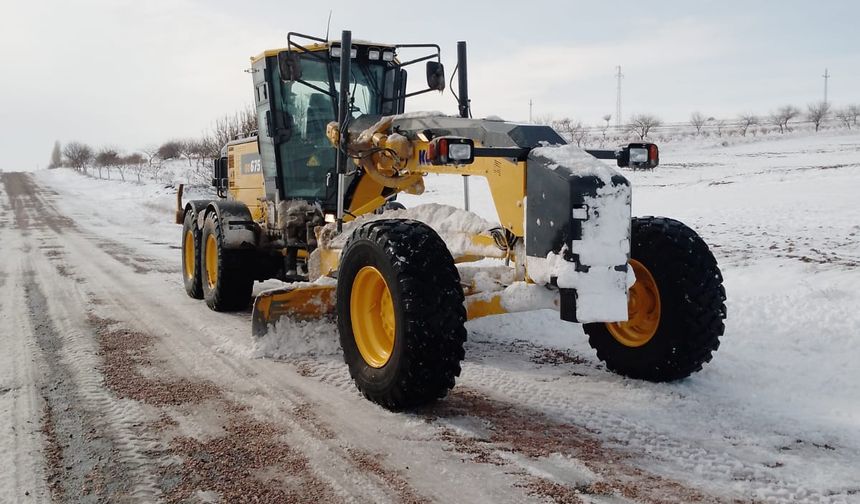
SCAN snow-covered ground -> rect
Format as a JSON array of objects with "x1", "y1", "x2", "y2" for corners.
[{"x1": 1, "y1": 130, "x2": 858, "y2": 503}]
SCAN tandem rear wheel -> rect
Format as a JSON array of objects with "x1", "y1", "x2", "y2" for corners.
[{"x1": 199, "y1": 212, "x2": 254, "y2": 312}]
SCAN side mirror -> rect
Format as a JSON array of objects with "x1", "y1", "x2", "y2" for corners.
[
  {"x1": 426, "y1": 61, "x2": 445, "y2": 91},
  {"x1": 618, "y1": 143, "x2": 659, "y2": 170},
  {"x1": 278, "y1": 52, "x2": 302, "y2": 82}
]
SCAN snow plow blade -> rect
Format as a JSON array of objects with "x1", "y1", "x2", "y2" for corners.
[{"x1": 251, "y1": 284, "x2": 337, "y2": 338}]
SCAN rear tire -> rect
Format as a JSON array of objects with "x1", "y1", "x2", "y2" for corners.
[
  {"x1": 181, "y1": 211, "x2": 203, "y2": 299},
  {"x1": 200, "y1": 212, "x2": 253, "y2": 311},
  {"x1": 583, "y1": 216, "x2": 726, "y2": 381},
  {"x1": 337, "y1": 219, "x2": 467, "y2": 410}
]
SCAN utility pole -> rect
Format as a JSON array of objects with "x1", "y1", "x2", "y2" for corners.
[
  {"x1": 823, "y1": 68, "x2": 830, "y2": 105},
  {"x1": 529, "y1": 99, "x2": 533, "y2": 123},
  {"x1": 615, "y1": 65, "x2": 623, "y2": 128}
]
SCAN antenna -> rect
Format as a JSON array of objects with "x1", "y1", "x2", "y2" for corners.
[
  {"x1": 325, "y1": 11, "x2": 333, "y2": 42},
  {"x1": 823, "y1": 68, "x2": 830, "y2": 105}
]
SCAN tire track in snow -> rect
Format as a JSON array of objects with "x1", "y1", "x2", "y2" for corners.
[
  {"x1": 21, "y1": 172, "x2": 442, "y2": 503},
  {"x1": 22, "y1": 269, "x2": 163, "y2": 502}
]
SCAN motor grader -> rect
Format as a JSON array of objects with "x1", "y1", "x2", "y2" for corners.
[{"x1": 178, "y1": 31, "x2": 726, "y2": 410}]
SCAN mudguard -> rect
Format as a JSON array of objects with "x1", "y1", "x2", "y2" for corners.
[
  {"x1": 183, "y1": 200, "x2": 211, "y2": 225},
  {"x1": 201, "y1": 201, "x2": 258, "y2": 249}
]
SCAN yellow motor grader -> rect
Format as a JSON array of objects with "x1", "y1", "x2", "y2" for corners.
[{"x1": 178, "y1": 31, "x2": 726, "y2": 410}]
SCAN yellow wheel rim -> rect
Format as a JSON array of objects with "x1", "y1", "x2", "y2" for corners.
[
  {"x1": 183, "y1": 230, "x2": 195, "y2": 279},
  {"x1": 350, "y1": 266, "x2": 396, "y2": 368},
  {"x1": 606, "y1": 259, "x2": 661, "y2": 347},
  {"x1": 204, "y1": 234, "x2": 218, "y2": 289}
]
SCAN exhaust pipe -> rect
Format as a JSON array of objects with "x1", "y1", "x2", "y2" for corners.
[
  {"x1": 335, "y1": 30, "x2": 352, "y2": 233},
  {"x1": 456, "y1": 41, "x2": 470, "y2": 119},
  {"x1": 457, "y1": 41, "x2": 472, "y2": 211}
]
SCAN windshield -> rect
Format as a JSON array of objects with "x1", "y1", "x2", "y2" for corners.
[{"x1": 273, "y1": 53, "x2": 385, "y2": 202}]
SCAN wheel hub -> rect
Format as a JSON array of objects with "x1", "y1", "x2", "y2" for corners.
[
  {"x1": 606, "y1": 259, "x2": 661, "y2": 347},
  {"x1": 183, "y1": 230, "x2": 195, "y2": 279},
  {"x1": 204, "y1": 234, "x2": 218, "y2": 289},
  {"x1": 350, "y1": 266, "x2": 396, "y2": 368}
]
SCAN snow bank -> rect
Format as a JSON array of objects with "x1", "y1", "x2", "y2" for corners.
[
  {"x1": 252, "y1": 317, "x2": 341, "y2": 360},
  {"x1": 322, "y1": 203, "x2": 501, "y2": 258},
  {"x1": 530, "y1": 143, "x2": 623, "y2": 185}
]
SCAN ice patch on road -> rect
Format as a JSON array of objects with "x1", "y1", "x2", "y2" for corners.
[{"x1": 252, "y1": 317, "x2": 341, "y2": 360}]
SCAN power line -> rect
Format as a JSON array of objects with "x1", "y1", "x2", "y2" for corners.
[{"x1": 615, "y1": 66, "x2": 622, "y2": 126}]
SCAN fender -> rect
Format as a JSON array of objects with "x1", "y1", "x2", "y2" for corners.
[
  {"x1": 183, "y1": 200, "x2": 211, "y2": 228},
  {"x1": 201, "y1": 201, "x2": 258, "y2": 249}
]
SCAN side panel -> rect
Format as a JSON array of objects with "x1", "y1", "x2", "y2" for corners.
[{"x1": 227, "y1": 141, "x2": 265, "y2": 222}]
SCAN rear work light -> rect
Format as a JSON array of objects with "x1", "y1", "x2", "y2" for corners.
[
  {"x1": 427, "y1": 137, "x2": 475, "y2": 165},
  {"x1": 330, "y1": 45, "x2": 357, "y2": 59}
]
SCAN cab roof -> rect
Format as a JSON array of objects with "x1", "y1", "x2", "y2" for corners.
[{"x1": 250, "y1": 40, "x2": 396, "y2": 64}]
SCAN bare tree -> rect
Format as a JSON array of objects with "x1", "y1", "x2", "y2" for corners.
[
  {"x1": 848, "y1": 104, "x2": 860, "y2": 126},
  {"x1": 600, "y1": 114, "x2": 612, "y2": 146},
  {"x1": 63, "y1": 142, "x2": 93, "y2": 173},
  {"x1": 738, "y1": 113, "x2": 759, "y2": 137},
  {"x1": 627, "y1": 114, "x2": 662, "y2": 140},
  {"x1": 116, "y1": 152, "x2": 144, "y2": 182},
  {"x1": 835, "y1": 107, "x2": 854, "y2": 129},
  {"x1": 200, "y1": 134, "x2": 221, "y2": 160},
  {"x1": 210, "y1": 105, "x2": 258, "y2": 150},
  {"x1": 570, "y1": 121, "x2": 589, "y2": 147},
  {"x1": 714, "y1": 119, "x2": 726, "y2": 137},
  {"x1": 127, "y1": 153, "x2": 147, "y2": 183},
  {"x1": 239, "y1": 104, "x2": 257, "y2": 135},
  {"x1": 551, "y1": 118, "x2": 589, "y2": 147},
  {"x1": 551, "y1": 117, "x2": 572, "y2": 136},
  {"x1": 807, "y1": 102, "x2": 830, "y2": 132},
  {"x1": 141, "y1": 145, "x2": 160, "y2": 167},
  {"x1": 769, "y1": 105, "x2": 800, "y2": 134},
  {"x1": 185, "y1": 138, "x2": 208, "y2": 171},
  {"x1": 689, "y1": 111, "x2": 707, "y2": 135},
  {"x1": 149, "y1": 160, "x2": 165, "y2": 184},
  {"x1": 157, "y1": 140, "x2": 185, "y2": 161},
  {"x1": 49, "y1": 141, "x2": 62, "y2": 169},
  {"x1": 95, "y1": 148, "x2": 121, "y2": 179}
]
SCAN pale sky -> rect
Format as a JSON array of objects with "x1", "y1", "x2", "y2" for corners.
[{"x1": 3, "y1": 0, "x2": 858, "y2": 170}]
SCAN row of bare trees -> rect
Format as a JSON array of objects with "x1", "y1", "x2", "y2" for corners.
[
  {"x1": 544, "y1": 100, "x2": 859, "y2": 146},
  {"x1": 51, "y1": 105, "x2": 257, "y2": 184},
  {"x1": 550, "y1": 113, "x2": 662, "y2": 146},
  {"x1": 699, "y1": 103, "x2": 860, "y2": 137}
]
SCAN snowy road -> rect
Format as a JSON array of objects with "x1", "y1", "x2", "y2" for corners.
[{"x1": 1, "y1": 132, "x2": 859, "y2": 503}]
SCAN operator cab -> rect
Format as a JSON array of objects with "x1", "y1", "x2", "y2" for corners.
[{"x1": 250, "y1": 33, "x2": 445, "y2": 212}]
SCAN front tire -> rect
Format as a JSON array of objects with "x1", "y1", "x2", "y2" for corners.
[
  {"x1": 583, "y1": 216, "x2": 726, "y2": 381},
  {"x1": 200, "y1": 212, "x2": 253, "y2": 311},
  {"x1": 336, "y1": 219, "x2": 467, "y2": 410}
]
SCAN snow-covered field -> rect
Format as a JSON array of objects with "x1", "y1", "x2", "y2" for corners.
[{"x1": 1, "y1": 131, "x2": 858, "y2": 503}]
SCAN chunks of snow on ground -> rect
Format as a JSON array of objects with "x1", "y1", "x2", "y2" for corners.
[{"x1": 252, "y1": 317, "x2": 341, "y2": 360}]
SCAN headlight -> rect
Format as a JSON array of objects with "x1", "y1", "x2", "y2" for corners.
[
  {"x1": 427, "y1": 137, "x2": 475, "y2": 166},
  {"x1": 449, "y1": 143, "x2": 472, "y2": 161},
  {"x1": 629, "y1": 148, "x2": 648, "y2": 163}
]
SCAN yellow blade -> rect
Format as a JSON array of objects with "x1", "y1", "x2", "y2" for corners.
[{"x1": 251, "y1": 284, "x2": 336, "y2": 337}]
